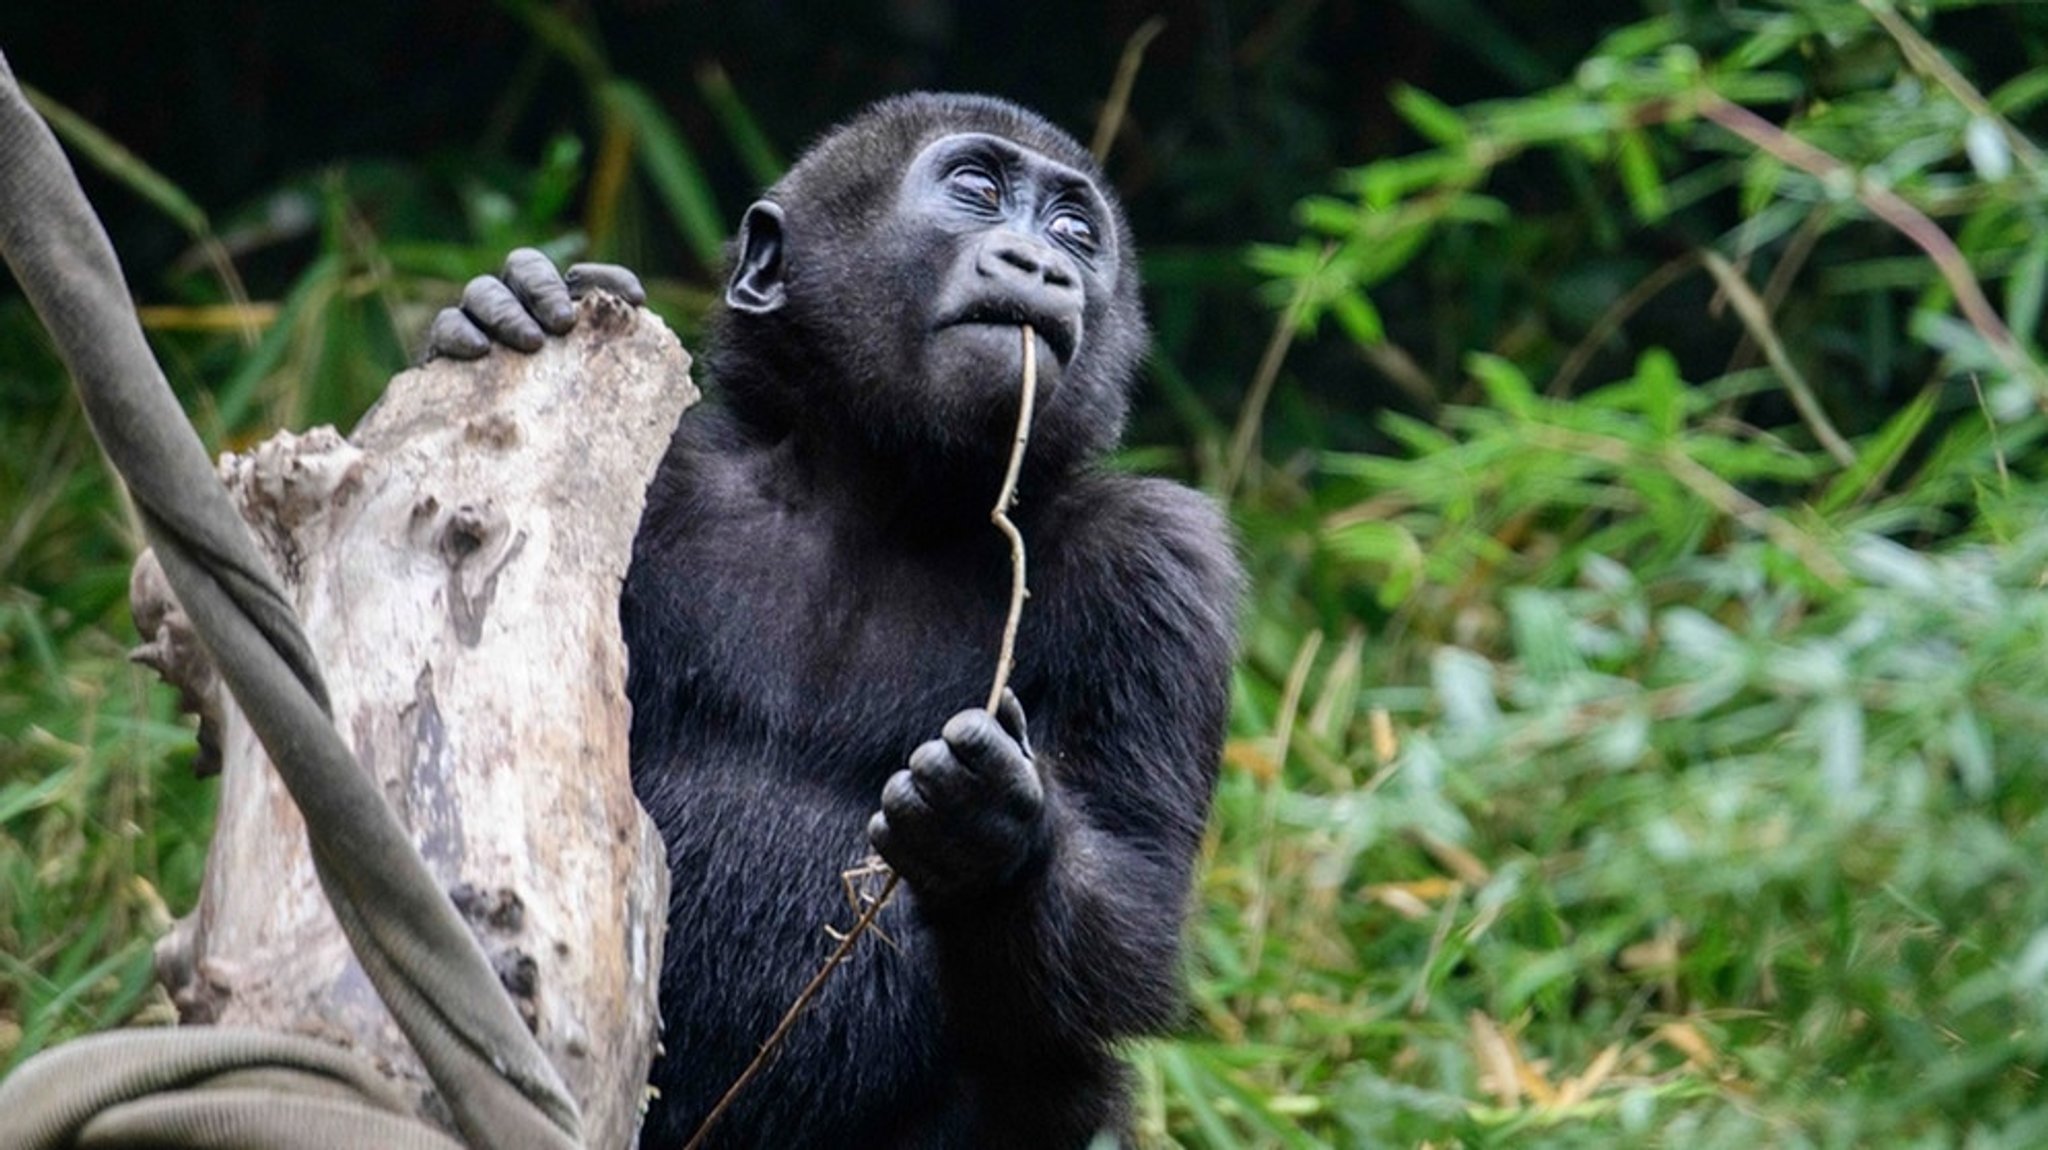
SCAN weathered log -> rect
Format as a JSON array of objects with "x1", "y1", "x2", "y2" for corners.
[{"x1": 133, "y1": 292, "x2": 694, "y2": 1147}]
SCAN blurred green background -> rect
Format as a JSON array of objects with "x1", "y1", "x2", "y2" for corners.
[{"x1": 6, "y1": 1, "x2": 2048, "y2": 1145}]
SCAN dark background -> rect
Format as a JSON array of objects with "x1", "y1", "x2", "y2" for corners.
[
  {"x1": 8, "y1": 1, "x2": 2042, "y2": 455},
  {"x1": 1, "y1": 0, "x2": 1674, "y2": 449}
]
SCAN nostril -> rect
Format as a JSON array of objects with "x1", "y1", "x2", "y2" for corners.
[{"x1": 995, "y1": 245, "x2": 1041, "y2": 275}]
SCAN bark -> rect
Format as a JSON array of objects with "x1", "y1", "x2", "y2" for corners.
[{"x1": 134, "y1": 293, "x2": 694, "y2": 1148}]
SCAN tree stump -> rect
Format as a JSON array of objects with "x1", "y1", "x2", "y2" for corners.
[{"x1": 133, "y1": 293, "x2": 694, "y2": 1148}]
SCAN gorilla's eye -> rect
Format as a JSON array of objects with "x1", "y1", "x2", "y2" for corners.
[
  {"x1": 1048, "y1": 209, "x2": 1098, "y2": 253},
  {"x1": 947, "y1": 165, "x2": 1002, "y2": 210}
]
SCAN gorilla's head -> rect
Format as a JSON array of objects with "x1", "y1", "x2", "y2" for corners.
[{"x1": 709, "y1": 93, "x2": 1146, "y2": 484}]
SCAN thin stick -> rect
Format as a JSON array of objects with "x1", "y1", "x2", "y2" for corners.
[
  {"x1": 1724, "y1": 205, "x2": 1830, "y2": 378},
  {"x1": 986, "y1": 325, "x2": 1038, "y2": 711},
  {"x1": 1236, "y1": 628, "x2": 1322, "y2": 1010},
  {"x1": 682, "y1": 327, "x2": 1042, "y2": 1150},
  {"x1": 1698, "y1": 250, "x2": 1857, "y2": 466},
  {"x1": 1091, "y1": 17, "x2": 1166, "y2": 163},
  {"x1": 1547, "y1": 252, "x2": 1698, "y2": 397},
  {"x1": 1861, "y1": 0, "x2": 2043, "y2": 172},
  {"x1": 680, "y1": 868, "x2": 899, "y2": 1150},
  {"x1": 1693, "y1": 94, "x2": 2034, "y2": 389},
  {"x1": 1222, "y1": 244, "x2": 1329, "y2": 501}
]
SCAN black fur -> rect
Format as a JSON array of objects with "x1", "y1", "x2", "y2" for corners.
[{"x1": 548, "y1": 93, "x2": 1236, "y2": 1148}]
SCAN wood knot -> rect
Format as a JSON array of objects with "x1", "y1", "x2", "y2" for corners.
[
  {"x1": 463, "y1": 411, "x2": 523, "y2": 450},
  {"x1": 425, "y1": 501, "x2": 526, "y2": 645},
  {"x1": 439, "y1": 502, "x2": 504, "y2": 565},
  {"x1": 452, "y1": 883, "x2": 528, "y2": 933},
  {"x1": 580, "y1": 290, "x2": 635, "y2": 336}
]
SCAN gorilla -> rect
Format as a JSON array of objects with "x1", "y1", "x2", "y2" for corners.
[{"x1": 430, "y1": 93, "x2": 1239, "y2": 1149}]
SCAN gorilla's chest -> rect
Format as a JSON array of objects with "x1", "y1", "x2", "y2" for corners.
[{"x1": 647, "y1": 483, "x2": 1018, "y2": 783}]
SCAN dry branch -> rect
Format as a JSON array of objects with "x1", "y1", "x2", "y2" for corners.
[{"x1": 136, "y1": 293, "x2": 695, "y2": 1147}]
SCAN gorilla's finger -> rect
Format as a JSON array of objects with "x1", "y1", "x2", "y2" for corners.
[
  {"x1": 866, "y1": 810, "x2": 896, "y2": 858},
  {"x1": 942, "y1": 708, "x2": 1023, "y2": 774},
  {"x1": 424, "y1": 307, "x2": 490, "y2": 361},
  {"x1": 881, "y1": 768, "x2": 926, "y2": 816},
  {"x1": 995, "y1": 688, "x2": 1032, "y2": 759},
  {"x1": 566, "y1": 262, "x2": 647, "y2": 306},
  {"x1": 502, "y1": 247, "x2": 576, "y2": 335},
  {"x1": 907, "y1": 738, "x2": 973, "y2": 804},
  {"x1": 907, "y1": 738, "x2": 954, "y2": 778},
  {"x1": 868, "y1": 815, "x2": 943, "y2": 892},
  {"x1": 461, "y1": 275, "x2": 545, "y2": 352}
]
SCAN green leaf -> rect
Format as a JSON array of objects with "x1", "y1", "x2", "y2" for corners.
[
  {"x1": 1330, "y1": 288, "x2": 1385, "y2": 348},
  {"x1": 1247, "y1": 240, "x2": 1329, "y2": 280},
  {"x1": 1990, "y1": 68, "x2": 2048, "y2": 118},
  {"x1": 1615, "y1": 128, "x2": 1669, "y2": 222},
  {"x1": 1432, "y1": 647, "x2": 1501, "y2": 734},
  {"x1": 603, "y1": 80, "x2": 727, "y2": 274},
  {"x1": 1947, "y1": 708, "x2": 1994, "y2": 799},
  {"x1": 1631, "y1": 347, "x2": 1684, "y2": 439},
  {"x1": 213, "y1": 252, "x2": 338, "y2": 432},
  {"x1": 1726, "y1": 16, "x2": 1808, "y2": 70},
  {"x1": 695, "y1": 62, "x2": 785, "y2": 187},
  {"x1": 1740, "y1": 155, "x2": 1785, "y2": 217},
  {"x1": 1591, "y1": 14, "x2": 1680, "y2": 63},
  {"x1": 1817, "y1": 389, "x2": 1937, "y2": 515},
  {"x1": 1812, "y1": 694, "x2": 1865, "y2": 798},
  {"x1": 1154, "y1": 1044, "x2": 1244, "y2": 1149},
  {"x1": 1391, "y1": 85, "x2": 1469, "y2": 147},
  {"x1": 520, "y1": 133, "x2": 587, "y2": 231},
  {"x1": 1964, "y1": 116, "x2": 2013, "y2": 182},
  {"x1": 1324, "y1": 520, "x2": 1424, "y2": 607},
  {"x1": 1345, "y1": 153, "x2": 1469, "y2": 210},
  {"x1": 1476, "y1": 96, "x2": 1617, "y2": 146},
  {"x1": 0, "y1": 772, "x2": 71, "y2": 826},
  {"x1": 1298, "y1": 195, "x2": 1365, "y2": 235},
  {"x1": 1507, "y1": 589, "x2": 1581, "y2": 684},
  {"x1": 2008, "y1": 233, "x2": 2048, "y2": 350},
  {"x1": 1465, "y1": 352, "x2": 1538, "y2": 418}
]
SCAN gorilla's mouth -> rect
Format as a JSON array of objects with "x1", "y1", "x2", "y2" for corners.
[{"x1": 937, "y1": 303, "x2": 1078, "y2": 365}]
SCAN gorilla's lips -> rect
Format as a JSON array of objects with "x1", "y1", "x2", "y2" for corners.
[{"x1": 936, "y1": 302, "x2": 1079, "y2": 366}]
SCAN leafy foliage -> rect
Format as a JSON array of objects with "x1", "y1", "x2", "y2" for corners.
[{"x1": 1177, "y1": 1, "x2": 2048, "y2": 1144}]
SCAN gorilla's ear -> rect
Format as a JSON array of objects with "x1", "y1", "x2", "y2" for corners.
[{"x1": 726, "y1": 201, "x2": 787, "y2": 315}]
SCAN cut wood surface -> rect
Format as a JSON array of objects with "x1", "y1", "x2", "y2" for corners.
[{"x1": 134, "y1": 293, "x2": 695, "y2": 1147}]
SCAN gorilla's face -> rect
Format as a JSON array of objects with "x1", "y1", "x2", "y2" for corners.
[
  {"x1": 892, "y1": 132, "x2": 1121, "y2": 416},
  {"x1": 718, "y1": 109, "x2": 1145, "y2": 480}
]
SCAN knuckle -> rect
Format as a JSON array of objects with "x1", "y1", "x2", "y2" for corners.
[
  {"x1": 1009, "y1": 776, "x2": 1045, "y2": 817},
  {"x1": 908, "y1": 738, "x2": 950, "y2": 773},
  {"x1": 881, "y1": 769, "x2": 920, "y2": 811},
  {"x1": 992, "y1": 763, "x2": 1036, "y2": 806},
  {"x1": 942, "y1": 710, "x2": 998, "y2": 753},
  {"x1": 460, "y1": 275, "x2": 505, "y2": 311},
  {"x1": 427, "y1": 310, "x2": 485, "y2": 359}
]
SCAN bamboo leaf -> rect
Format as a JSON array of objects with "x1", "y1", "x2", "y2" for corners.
[{"x1": 604, "y1": 80, "x2": 727, "y2": 274}]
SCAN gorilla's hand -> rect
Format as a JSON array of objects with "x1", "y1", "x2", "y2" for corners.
[
  {"x1": 869, "y1": 690, "x2": 1053, "y2": 906},
  {"x1": 424, "y1": 247, "x2": 645, "y2": 361}
]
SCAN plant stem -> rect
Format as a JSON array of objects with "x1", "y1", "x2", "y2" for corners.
[{"x1": 986, "y1": 326, "x2": 1038, "y2": 712}]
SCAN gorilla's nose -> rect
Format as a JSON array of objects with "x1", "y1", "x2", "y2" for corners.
[{"x1": 977, "y1": 234, "x2": 1081, "y2": 301}]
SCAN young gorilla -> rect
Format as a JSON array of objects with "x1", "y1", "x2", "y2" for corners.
[{"x1": 431, "y1": 93, "x2": 1239, "y2": 1148}]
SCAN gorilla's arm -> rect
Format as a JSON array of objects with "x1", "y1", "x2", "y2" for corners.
[{"x1": 899, "y1": 480, "x2": 1239, "y2": 1075}]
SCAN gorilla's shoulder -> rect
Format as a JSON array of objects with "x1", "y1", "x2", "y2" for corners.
[{"x1": 1043, "y1": 471, "x2": 1243, "y2": 648}]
